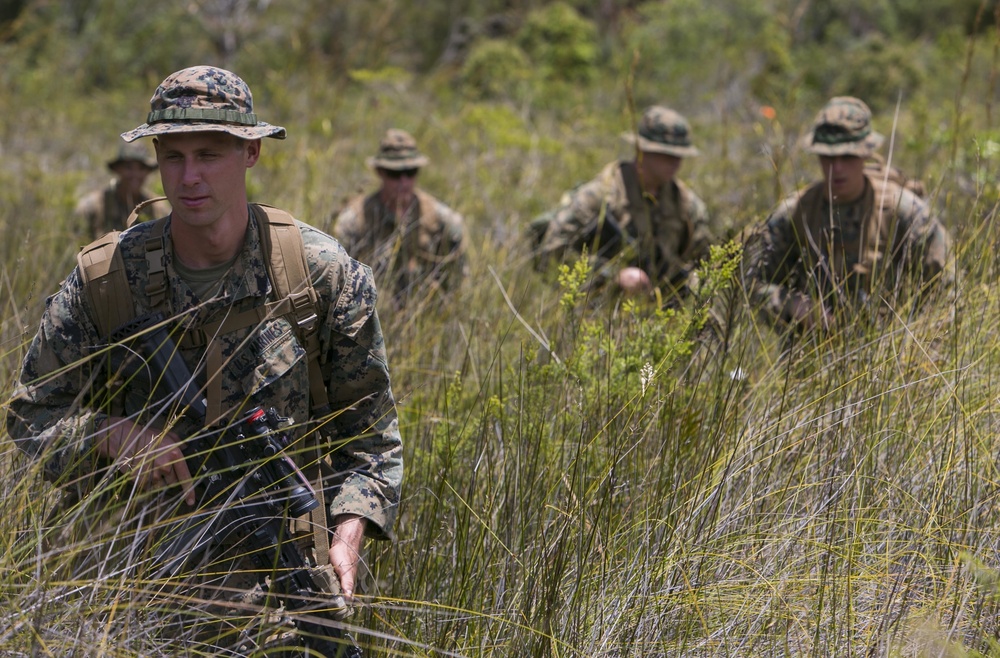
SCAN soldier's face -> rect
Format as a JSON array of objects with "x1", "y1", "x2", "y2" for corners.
[
  {"x1": 154, "y1": 132, "x2": 260, "y2": 229},
  {"x1": 637, "y1": 152, "x2": 682, "y2": 189},
  {"x1": 378, "y1": 167, "x2": 418, "y2": 210},
  {"x1": 113, "y1": 161, "x2": 154, "y2": 197},
  {"x1": 819, "y1": 155, "x2": 866, "y2": 202}
]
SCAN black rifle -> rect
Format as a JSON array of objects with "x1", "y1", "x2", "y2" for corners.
[{"x1": 112, "y1": 312, "x2": 361, "y2": 657}]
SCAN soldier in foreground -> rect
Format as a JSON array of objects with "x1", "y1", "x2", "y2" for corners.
[
  {"x1": 746, "y1": 96, "x2": 951, "y2": 332},
  {"x1": 332, "y1": 129, "x2": 467, "y2": 308},
  {"x1": 534, "y1": 105, "x2": 715, "y2": 304},
  {"x1": 75, "y1": 141, "x2": 170, "y2": 236},
  {"x1": 9, "y1": 66, "x2": 403, "y2": 654}
]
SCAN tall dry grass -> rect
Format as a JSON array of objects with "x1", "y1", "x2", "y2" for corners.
[{"x1": 2, "y1": 41, "x2": 1000, "y2": 658}]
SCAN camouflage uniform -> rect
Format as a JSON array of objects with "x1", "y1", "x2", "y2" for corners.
[
  {"x1": 9, "y1": 210, "x2": 402, "y2": 533},
  {"x1": 333, "y1": 129, "x2": 467, "y2": 306},
  {"x1": 536, "y1": 106, "x2": 713, "y2": 299},
  {"x1": 75, "y1": 143, "x2": 170, "y2": 236},
  {"x1": 8, "y1": 66, "x2": 401, "y2": 653},
  {"x1": 747, "y1": 97, "x2": 951, "y2": 327}
]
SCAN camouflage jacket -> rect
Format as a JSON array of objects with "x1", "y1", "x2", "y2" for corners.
[
  {"x1": 74, "y1": 180, "x2": 170, "y2": 237},
  {"x1": 537, "y1": 160, "x2": 713, "y2": 296},
  {"x1": 747, "y1": 174, "x2": 951, "y2": 325},
  {"x1": 8, "y1": 206, "x2": 403, "y2": 539},
  {"x1": 333, "y1": 189, "x2": 467, "y2": 306}
]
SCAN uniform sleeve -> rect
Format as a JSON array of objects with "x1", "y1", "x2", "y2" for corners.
[
  {"x1": 745, "y1": 197, "x2": 803, "y2": 326},
  {"x1": 75, "y1": 192, "x2": 101, "y2": 239},
  {"x1": 538, "y1": 175, "x2": 623, "y2": 278},
  {"x1": 317, "y1": 255, "x2": 403, "y2": 541},
  {"x1": 678, "y1": 187, "x2": 715, "y2": 275},
  {"x1": 331, "y1": 202, "x2": 364, "y2": 255},
  {"x1": 893, "y1": 191, "x2": 952, "y2": 286},
  {"x1": 7, "y1": 268, "x2": 109, "y2": 483},
  {"x1": 434, "y1": 201, "x2": 468, "y2": 291}
]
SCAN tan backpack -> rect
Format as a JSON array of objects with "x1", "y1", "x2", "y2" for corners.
[{"x1": 76, "y1": 199, "x2": 339, "y2": 573}]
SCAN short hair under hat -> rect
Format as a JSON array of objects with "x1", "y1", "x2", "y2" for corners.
[
  {"x1": 367, "y1": 129, "x2": 430, "y2": 171},
  {"x1": 621, "y1": 105, "x2": 700, "y2": 158},
  {"x1": 121, "y1": 66, "x2": 286, "y2": 142},
  {"x1": 801, "y1": 96, "x2": 883, "y2": 157}
]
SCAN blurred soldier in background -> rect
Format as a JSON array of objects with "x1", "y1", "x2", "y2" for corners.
[
  {"x1": 533, "y1": 105, "x2": 715, "y2": 305},
  {"x1": 75, "y1": 142, "x2": 170, "y2": 236},
  {"x1": 332, "y1": 129, "x2": 467, "y2": 308},
  {"x1": 745, "y1": 96, "x2": 951, "y2": 332}
]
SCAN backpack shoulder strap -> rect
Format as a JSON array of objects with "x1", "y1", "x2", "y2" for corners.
[
  {"x1": 78, "y1": 212, "x2": 171, "y2": 338},
  {"x1": 77, "y1": 231, "x2": 129, "y2": 338},
  {"x1": 253, "y1": 204, "x2": 337, "y2": 566},
  {"x1": 252, "y1": 203, "x2": 330, "y2": 414}
]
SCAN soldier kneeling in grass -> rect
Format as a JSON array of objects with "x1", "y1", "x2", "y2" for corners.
[{"x1": 744, "y1": 96, "x2": 951, "y2": 334}]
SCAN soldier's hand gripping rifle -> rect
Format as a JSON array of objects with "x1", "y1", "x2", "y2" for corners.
[{"x1": 112, "y1": 312, "x2": 361, "y2": 657}]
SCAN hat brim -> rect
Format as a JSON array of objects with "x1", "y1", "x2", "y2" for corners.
[
  {"x1": 121, "y1": 121, "x2": 286, "y2": 143},
  {"x1": 367, "y1": 155, "x2": 430, "y2": 170},
  {"x1": 621, "y1": 133, "x2": 699, "y2": 158},
  {"x1": 801, "y1": 131, "x2": 884, "y2": 157}
]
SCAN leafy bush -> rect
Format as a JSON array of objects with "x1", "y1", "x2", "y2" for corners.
[
  {"x1": 517, "y1": 1, "x2": 599, "y2": 83},
  {"x1": 459, "y1": 38, "x2": 531, "y2": 101}
]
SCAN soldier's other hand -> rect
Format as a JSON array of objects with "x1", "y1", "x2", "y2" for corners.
[
  {"x1": 96, "y1": 417, "x2": 195, "y2": 505},
  {"x1": 617, "y1": 267, "x2": 653, "y2": 296},
  {"x1": 330, "y1": 514, "x2": 367, "y2": 601}
]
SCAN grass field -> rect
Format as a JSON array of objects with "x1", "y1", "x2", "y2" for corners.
[{"x1": 2, "y1": 31, "x2": 1000, "y2": 656}]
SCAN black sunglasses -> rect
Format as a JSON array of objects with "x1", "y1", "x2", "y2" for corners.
[{"x1": 383, "y1": 168, "x2": 419, "y2": 180}]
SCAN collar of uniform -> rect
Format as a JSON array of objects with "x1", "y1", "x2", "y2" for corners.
[{"x1": 161, "y1": 207, "x2": 269, "y2": 315}]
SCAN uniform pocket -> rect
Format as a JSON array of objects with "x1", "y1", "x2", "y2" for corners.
[{"x1": 250, "y1": 319, "x2": 305, "y2": 396}]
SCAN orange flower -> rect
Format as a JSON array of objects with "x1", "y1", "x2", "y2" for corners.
[{"x1": 760, "y1": 105, "x2": 777, "y2": 120}]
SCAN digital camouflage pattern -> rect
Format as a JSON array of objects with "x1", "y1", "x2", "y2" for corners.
[
  {"x1": 333, "y1": 189, "x2": 467, "y2": 306},
  {"x1": 121, "y1": 65, "x2": 286, "y2": 142},
  {"x1": 747, "y1": 174, "x2": 951, "y2": 326},
  {"x1": 536, "y1": 159, "x2": 713, "y2": 297},
  {"x1": 9, "y1": 206, "x2": 403, "y2": 538},
  {"x1": 800, "y1": 96, "x2": 884, "y2": 158}
]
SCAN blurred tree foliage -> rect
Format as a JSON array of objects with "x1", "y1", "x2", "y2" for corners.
[
  {"x1": 0, "y1": 0, "x2": 994, "y2": 109},
  {"x1": 460, "y1": 39, "x2": 532, "y2": 101},
  {"x1": 517, "y1": 2, "x2": 599, "y2": 83}
]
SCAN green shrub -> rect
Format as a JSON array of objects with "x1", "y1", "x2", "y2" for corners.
[
  {"x1": 459, "y1": 38, "x2": 531, "y2": 101},
  {"x1": 517, "y1": 1, "x2": 598, "y2": 83}
]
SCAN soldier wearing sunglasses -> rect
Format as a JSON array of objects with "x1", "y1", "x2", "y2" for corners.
[{"x1": 332, "y1": 129, "x2": 467, "y2": 309}]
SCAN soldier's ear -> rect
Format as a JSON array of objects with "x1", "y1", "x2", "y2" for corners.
[{"x1": 245, "y1": 139, "x2": 261, "y2": 168}]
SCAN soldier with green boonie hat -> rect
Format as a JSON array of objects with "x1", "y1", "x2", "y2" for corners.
[
  {"x1": 11, "y1": 64, "x2": 402, "y2": 656},
  {"x1": 745, "y1": 95, "x2": 951, "y2": 332},
  {"x1": 533, "y1": 104, "x2": 715, "y2": 304},
  {"x1": 332, "y1": 128, "x2": 467, "y2": 310},
  {"x1": 76, "y1": 141, "x2": 170, "y2": 237}
]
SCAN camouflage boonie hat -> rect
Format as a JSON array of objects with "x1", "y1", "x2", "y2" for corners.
[
  {"x1": 121, "y1": 66, "x2": 286, "y2": 142},
  {"x1": 801, "y1": 96, "x2": 884, "y2": 157},
  {"x1": 366, "y1": 129, "x2": 430, "y2": 170},
  {"x1": 107, "y1": 142, "x2": 157, "y2": 171},
  {"x1": 621, "y1": 105, "x2": 700, "y2": 158}
]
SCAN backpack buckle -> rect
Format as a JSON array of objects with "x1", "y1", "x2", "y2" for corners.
[{"x1": 289, "y1": 291, "x2": 318, "y2": 333}]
